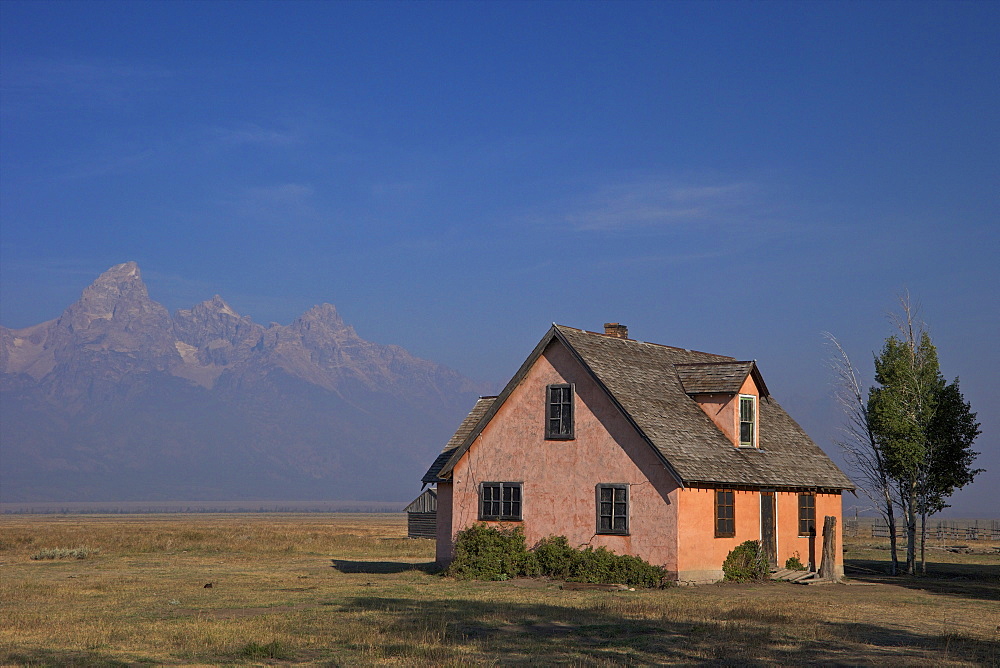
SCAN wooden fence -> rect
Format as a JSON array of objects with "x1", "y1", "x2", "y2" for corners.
[{"x1": 848, "y1": 519, "x2": 1000, "y2": 540}]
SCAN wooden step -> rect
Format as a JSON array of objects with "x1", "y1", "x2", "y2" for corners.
[{"x1": 771, "y1": 569, "x2": 817, "y2": 582}]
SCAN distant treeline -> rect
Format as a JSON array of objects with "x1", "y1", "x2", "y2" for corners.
[{"x1": 0, "y1": 500, "x2": 407, "y2": 515}]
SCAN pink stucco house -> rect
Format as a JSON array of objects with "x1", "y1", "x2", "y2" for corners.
[{"x1": 423, "y1": 323, "x2": 854, "y2": 584}]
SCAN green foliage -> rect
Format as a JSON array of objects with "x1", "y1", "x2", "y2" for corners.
[
  {"x1": 722, "y1": 540, "x2": 768, "y2": 582},
  {"x1": 30, "y1": 547, "x2": 99, "y2": 560},
  {"x1": 531, "y1": 535, "x2": 578, "y2": 579},
  {"x1": 868, "y1": 332, "x2": 943, "y2": 482},
  {"x1": 447, "y1": 524, "x2": 539, "y2": 581},
  {"x1": 867, "y1": 319, "x2": 982, "y2": 574},
  {"x1": 785, "y1": 554, "x2": 806, "y2": 571},
  {"x1": 923, "y1": 379, "x2": 982, "y2": 515},
  {"x1": 569, "y1": 546, "x2": 669, "y2": 588},
  {"x1": 448, "y1": 525, "x2": 669, "y2": 588}
]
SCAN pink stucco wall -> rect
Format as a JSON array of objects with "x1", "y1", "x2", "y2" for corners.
[
  {"x1": 439, "y1": 339, "x2": 681, "y2": 572},
  {"x1": 435, "y1": 482, "x2": 454, "y2": 564},
  {"x1": 436, "y1": 338, "x2": 845, "y2": 583},
  {"x1": 691, "y1": 374, "x2": 760, "y2": 448}
]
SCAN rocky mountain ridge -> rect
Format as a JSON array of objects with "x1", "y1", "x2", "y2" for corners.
[{"x1": 1, "y1": 262, "x2": 483, "y2": 502}]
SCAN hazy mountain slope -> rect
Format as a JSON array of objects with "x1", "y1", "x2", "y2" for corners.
[{"x1": 0, "y1": 262, "x2": 483, "y2": 502}]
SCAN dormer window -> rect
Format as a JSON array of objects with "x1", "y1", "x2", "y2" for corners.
[{"x1": 739, "y1": 395, "x2": 756, "y2": 447}]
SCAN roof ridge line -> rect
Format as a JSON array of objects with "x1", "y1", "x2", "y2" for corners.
[
  {"x1": 675, "y1": 360, "x2": 753, "y2": 367},
  {"x1": 553, "y1": 323, "x2": 735, "y2": 359}
]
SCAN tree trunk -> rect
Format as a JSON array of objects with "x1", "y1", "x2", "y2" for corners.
[
  {"x1": 919, "y1": 510, "x2": 928, "y2": 574},
  {"x1": 819, "y1": 516, "x2": 838, "y2": 581},
  {"x1": 884, "y1": 488, "x2": 899, "y2": 575},
  {"x1": 906, "y1": 480, "x2": 917, "y2": 575}
]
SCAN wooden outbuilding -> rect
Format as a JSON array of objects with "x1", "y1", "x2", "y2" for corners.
[{"x1": 404, "y1": 488, "x2": 437, "y2": 538}]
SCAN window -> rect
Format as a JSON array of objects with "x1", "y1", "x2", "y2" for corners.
[
  {"x1": 479, "y1": 482, "x2": 522, "y2": 521},
  {"x1": 715, "y1": 489, "x2": 735, "y2": 537},
  {"x1": 798, "y1": 493, "x2": 816, "y2": 536},
  {"x1": 596, "y1": 484, "x2": 628, "y2": 534},
  {"x1": 546, "y1": 384, "x2": 574, "y2": 439},
  {"x1": 739, "y1": 395, "x2": 756, "y2": 447}
]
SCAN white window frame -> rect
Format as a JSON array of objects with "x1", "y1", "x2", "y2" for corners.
[{"x1": 739, "y1": 394, "x2": 757, "y2": 448}]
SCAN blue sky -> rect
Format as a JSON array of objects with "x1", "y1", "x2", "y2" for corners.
[{"x1": 2, "y1": 1, "x2": 997, "y2": 515}]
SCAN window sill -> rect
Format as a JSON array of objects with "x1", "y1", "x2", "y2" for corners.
[{"x1": 596, "y1": 531, "x2": 630, "y2": 536}]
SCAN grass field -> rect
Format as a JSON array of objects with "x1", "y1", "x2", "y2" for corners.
[{"x1": 1, "y1": 513, "x2": 997, "y2": 666}]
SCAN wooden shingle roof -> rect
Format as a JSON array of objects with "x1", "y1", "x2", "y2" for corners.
[
  {"x1": 674, "y1": 361, "x2": 769, "y2": 397},
  {"x1": 427, "y1": 326, "x2": 854, "y2": 491},
  {"x1": 422, "y1": 396, "x2": 497, "y2": 484}
]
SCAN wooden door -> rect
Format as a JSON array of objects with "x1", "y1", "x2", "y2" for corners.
[{"x1": 760, "y1": 491, "x2": 777, "y2": 568}]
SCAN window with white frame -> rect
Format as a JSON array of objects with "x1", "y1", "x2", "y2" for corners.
[{"x1": 739, "y1": 395, "x2": 756, "y2": 447}]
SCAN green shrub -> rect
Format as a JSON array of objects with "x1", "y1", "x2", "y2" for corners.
[
  {"x1": 532, "y1": 535, "x2": 578, "y2": 579},
  {"x1": 570, "y1": 546, "x2": 669, "y2": 588},
  {"x1": 448, "y1": 525, "x2": 669, "y2": 588},
  {"x1": 722, "y1": 540, "x2": 768, "y2": 582},
  {"x1": 785, "y1": 554, "x2": 807, "y2": 571},
  {"x1": 447, "y1": 524, "x2": 539, "y2": 580}
]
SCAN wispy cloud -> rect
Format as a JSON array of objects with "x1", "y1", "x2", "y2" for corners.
[{"x1": 560, "y1": 178, "x2": 765, "y2": 232}]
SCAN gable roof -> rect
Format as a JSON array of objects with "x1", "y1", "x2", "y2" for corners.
[
  {"x1": 675, "y1": 361, "x2": 769, "y2": 397},
  {"x1": 428, "y1": 325, "x2": 854, "y2": 491}
]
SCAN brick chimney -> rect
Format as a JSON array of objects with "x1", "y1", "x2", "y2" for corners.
[{"x1": 604, "y1": 323, "x2": 628, "y2": 339}]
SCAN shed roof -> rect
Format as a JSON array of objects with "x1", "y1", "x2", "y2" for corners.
[{"x1": 425, "y1": 326, "x2": 853, "y2": 491}]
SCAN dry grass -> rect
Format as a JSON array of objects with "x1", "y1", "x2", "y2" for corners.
[{"x1": 1, "y1": 513, "x2": 998, "y2": 666}]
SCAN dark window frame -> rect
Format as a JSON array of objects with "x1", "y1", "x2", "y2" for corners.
[
  {"x1": 798, "y1": 493, "x2": 816, "y2": 536},
  {"x1": 479, "y1": 482, "x2": 523, "y2": 521},
  {"x1": 715, "y1": 489, "x2": 736, "y2": 537},
  {"x1": 596, "y1": 483, "x2": 629, "y2": 535},
  {"x1": 739, "y1": 395, "x2": 756, "y2": 447},
  {"x1": 546, "y1": 383, "x2": 575, "y2": 440}
]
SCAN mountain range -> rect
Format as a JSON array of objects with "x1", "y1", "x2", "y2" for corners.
[{"x1": 0, "y1": 262, "x2": 484, "y2": 503}]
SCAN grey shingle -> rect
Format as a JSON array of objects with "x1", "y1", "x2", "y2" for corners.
[
  {"x1": 421, "y1": 396, "x2": 496, "y2": 484},
  {"x1": 558, "y1": 326, "x2": 853, "y2": 490},
  {"x1": 431, "y1": 326, "x2": 854, "y2": 491},
  {"x1": 675, "y1": 361, "x2": 765, "y2": 396}
]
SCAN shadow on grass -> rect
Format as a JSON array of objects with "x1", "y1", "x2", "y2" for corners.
[
  {"x1": 330, "y1": 559, "x2": 438, "y2": 574},
  {"x1": 0, "y1": 649, "x2": 154, "y2": 667},
  {"x1": 337, "y1": 596, "x2": 998, "y2": 665},
  {"x1": 846, "y1": 558, "x2": 1000, "y2": 602}
]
